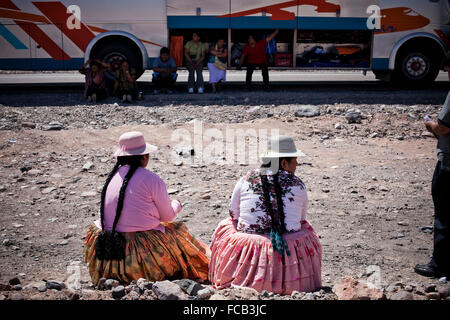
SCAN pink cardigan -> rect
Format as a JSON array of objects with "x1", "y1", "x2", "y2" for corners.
[{"x1": 95, "y1": 166, "x2": 181, "y2": 233}]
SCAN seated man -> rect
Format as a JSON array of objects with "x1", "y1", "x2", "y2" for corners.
[{"x1": 152, "y1": 47, "x2": 178, "y2": 94}]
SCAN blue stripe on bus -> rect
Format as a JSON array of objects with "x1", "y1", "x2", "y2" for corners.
[
  {"x1": 0, "y1": 58, "x2": 83, "y2": 70},
  {"x1": 297, "y1": 17, "x2": 368, "y2": 30},
  {"x1": 168, "y1": 16, "x2": 229, "y2": 29},
  {"x1": 167, "y1": 16, "x2": 370, "y2": 30},
  {"x1": 372, "y1": 58, "x2": 390, "y2": 70},
  {"x1": 0, "y1": 22, "x2": 28, "y2": 49}
]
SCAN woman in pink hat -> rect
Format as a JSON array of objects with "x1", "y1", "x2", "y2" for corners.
[
  {"x1": 209, "y1": 135, "x2": 322, "y2": 295},
  {"x1": 83, "y1": 131, "x2": 210, "y2": 286}
]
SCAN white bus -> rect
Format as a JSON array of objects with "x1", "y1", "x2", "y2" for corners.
[{"x1": 0, "y1": 0, "x2": 449, "y2": 83}]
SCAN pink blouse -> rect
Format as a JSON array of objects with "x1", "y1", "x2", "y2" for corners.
[{"x1": 95, "y1": 165, "x2": 181, "y2": 233}]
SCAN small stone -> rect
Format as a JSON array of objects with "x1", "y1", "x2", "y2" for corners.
[
  {"x1": 97, "y1": 278, "x2": 107, "y2": 290},
  {"x1": 41, "y1": 187, "x2": 56, "y2": 194},
  {"x1": 196, "y1": 288, "x2": 213, "y2": 300},
  {"x1": 426, "y1": 292, "x2": 440, "y2": 300},
  {"x1": 369, "y1": 133, "x2": 378, "y2": 138},
  {"x1": 38, "y1": 284, "x2": 47, "y2": 292},
  {"x1": 21, "y1": 122, "x2": 36, "y2": 129},
  {"x1": 438, "y1": 285, "x2": 450, "y2": 298},
  {"x1": 345, "y1": 112, "x2": 362, "y2": 124},
  {"x1": 80, "y1": 191, "x2": 97, "y2": 198},
  {"x1": 12, "y1": 223, "x2": 24, "y2": 228},
  {"x1": 9, "y1": 293, "x2": 24, "y2": 300},
  {"x1": 0, "y1": 185, "x2": 6, "y2": 192},
  {"x1": 294, "y1": 105, "x2": 321, "y2": 118},
  {"x1": 42, "y1": 121, "x2": 63, "y2": 131},
  {"x1": 334, "y1": 123, "x2": 342, "y2": 130},
  {"x1": 153, "y1": 280, "x2": 188, "y2": 300},
  {"x1": 390, "y1": 291, "x2": 414, "y2": 300},
  {"x1": 59, "y1": 240, "x2": 69, "y2": 246},
  {"x1": 45, "y1": 280, "x2": 65, "y2": 291},
  {"x1": 333, "y1": 277, "x2": 385, "y2": 300},
  {"x1": 2, "y1": 239, "x2": 12, "y2": 246},
  {"x1": 82, "y1": 162, "x2": 94, "y2": 171},
  {"x1": 395, "y1": 135, "x2": 404, "y2": 141},
  {"x1": 13, "y1": 284, "x2": 22, "y2": 291},
  {"x1": 105, "y1": 279, "x2": 120, "y2": 290},
  {"x1": 65, "y1": 289, "x2": 80, "y2": 300},
  {"x1": 112, "y1": 286, "x2": 126, "y2": 299},
  {"x1": 425, "y1": 285, "x2": 436, "y2": 293},
  {"x1": 175, "y1": 279, "x2": 203, "y2": 296},
  {"x1": 9, "y1": 277, "x2": 21, "y2": 285}
]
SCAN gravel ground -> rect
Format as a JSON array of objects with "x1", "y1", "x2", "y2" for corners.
[{"x1": 0, "y1": 84, "x2": 449, "y2": 300}]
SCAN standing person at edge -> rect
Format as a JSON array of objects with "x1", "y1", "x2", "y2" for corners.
[
  {"x1": 239, "y1": 29, "x2": 279, "y2": 91},
  {"x1": 184, "y1": 32, "x2": 206, "y2": 94},
  {"x1": 415, "y1": 86, "x2": 450, "y2": 278}
]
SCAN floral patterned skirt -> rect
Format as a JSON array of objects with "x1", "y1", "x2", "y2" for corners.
[
  {"x1": 83, "y1": 222, "x2": 210, "y2": 286},
  {"x1": 209, "y1": 218, "x2": 322, "y2": 295}
]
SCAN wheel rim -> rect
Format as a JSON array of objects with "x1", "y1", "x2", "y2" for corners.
[
  {"x1": 103, "y1": 52, "x2": 127, "y2": 66},
  {"x1": 403, "y1": 53, "x2": 429, "y2": 79}
]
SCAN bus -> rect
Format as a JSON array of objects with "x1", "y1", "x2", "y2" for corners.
[{"x1": 0, "y1": 0, "x2": 449, "y2": 83}]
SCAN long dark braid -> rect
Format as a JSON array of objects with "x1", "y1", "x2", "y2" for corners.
[
  {"x1": 260, "y1": 157, "x2": 291, "y2": 256},
  {"x1": 96, "y1": 155, "x2": 142, "y2": 260},
  {"x1": 99, "y1": 162, "x2": 120, "y2": 231}
]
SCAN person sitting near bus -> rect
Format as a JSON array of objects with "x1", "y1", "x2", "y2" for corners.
[
  {"x1": 208, "y1": 38, "x2": 228, "y2": 93},
  {"x1": 152, "y1": 47, "x2": 178, "y2": 94},
  {"x1": 83, "y1": 131, "x2": 210, "y2": 286},
  {"x1": 79, "y1": 59, "x2": 110, "y2": 103},
  {"x1": 238, "y1": 29, "x2": 279, "y2": 91},
  {"x1": 184, "y1": 32, "x2": 206, "y2": 94},
  {"x1": 114, "y1": 60, "x2": 139, "y2": 103},
  {"x1": 209, "y1": 135, "x2": 322, "y2": 295}
]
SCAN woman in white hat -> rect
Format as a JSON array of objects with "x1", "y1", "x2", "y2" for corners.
[
  {"x1": 209, "y1": 135, "x2": 322, "y2": 294},
  {"x1": 83, "y1": 132, "x2": 210, "y2": 286}
]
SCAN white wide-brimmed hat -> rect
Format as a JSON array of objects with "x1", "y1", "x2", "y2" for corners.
[
  {"x1": 260, "y1": 135, "x2": 306, "y2": 160},
  {"x1": 113, "y1": 131, "x2": 158, "y2": 157}
]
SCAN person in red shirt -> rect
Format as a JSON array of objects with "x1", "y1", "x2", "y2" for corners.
[{"x1": 239, "y1": 29, "x2": 278, "y2": 91}]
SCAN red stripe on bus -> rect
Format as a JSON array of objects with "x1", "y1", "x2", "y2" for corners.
[
  {"x1": 16, "y1": 21, "x2": 71, "y2": 60},
  {"x1": 0, "y1": 0, "x2": 19, "y2": 10},
  {"x1": 33, "y1": 1, "x2": 95, "y2": 51}
]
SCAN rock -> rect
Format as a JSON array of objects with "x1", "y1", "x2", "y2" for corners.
[
  {"x1": 59, "y1": 240, "x2": 69, "y2": 246},
  {"x1": 97, "y1": 278, "x2": 107, "y2": 290},
  {"x1": 294, "y1": 105, "x2": 320, "y2": 118},
  {"x1": 426, "y1": 292, "x2": 440, "y2": 300},
  {"x1": 45, "y1": 280, "x2": 65, "y2": 291},
  {"x1": 334, "y1": 123, "x2": 342, "y2": 130},
  {"x1": 27, "y1": 169, "x2": 42, "y2": 176},
  {"x1": 80, "y1": 191, "x2": 97, "y2": 198},
  {"x1": 112, "y1": 286, "x2": 126, "y2": 299},
  {"x1": 438, "y1": 277, "x2": 447, "y2": 284},
  {"x1": 41, "y1": 187, "x2": 56, "y2": 194},
  {"x1": 345, "y1": 112, "x2": 362, "y2": 124},
  {"x1": 196, "y1": 288, "x2": 213, "y2": 300},
  {"x1": 42, "y1": 121, "x2": 63, "y2": 131},
  {"x1": 2, "y1": 239, "x2": 12, "y2": 246},
  {"x1": 38, "y1": 284, "x2": 47, "y2": 292},
  {"x1": 395, "y1": 135, "x2": 404, "y2": 141},
  {"x1": 21, "y1": 122, "x2": 36, "y2": 129},
  {"x1": 333, "y1": 277, "x2": 385, "y2": 300},
  {"x1": 390, "y1": 291, "x2": 414, "y2": 300},
  {"x1": 9, "y1": 277, "x2": 21, "y2": 285},
  {"x1": 105, "y1": 279, "x2": 120, "y2": 290},
  {"x1": 175, "y1": 279, "x2": 204, "y2": 296},
  {"x1": 65, "y1": 289, "x2": 80, "y2": 300},
  {"x1": 9, "y1": 293, "x2": 24, "y2": 300},
  {"x1": 420, "y1": 226, "x2": 433, "y2": 234},
  {"x1": 82, "y1": 162, "x2": 94, "y2": 171},
  {"x1": 369, "y1": 133, "x2": 378, "y2": 138},
  {"x1": 13, "y1": 285, "x2": 22, "y2": 291},
  {"x1": 438, "y1": 285, "x2": 450, "y2": 299},
  {"x1": 152, "y1": 280, "x2": 188, "y2": 300},
  {"x1": 0, "y1": 185, "x2": 6, "y2": 192}
]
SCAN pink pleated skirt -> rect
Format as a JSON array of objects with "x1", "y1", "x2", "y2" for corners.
[{"x1": 209, "y1": 218, "x2": 322, "y2": 295}]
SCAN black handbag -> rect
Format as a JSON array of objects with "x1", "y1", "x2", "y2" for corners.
[{"x1": 95, "y1": 210, "x2": 125, "y2": 260}]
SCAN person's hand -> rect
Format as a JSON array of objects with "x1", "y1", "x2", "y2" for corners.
[{"x1": 425, "y1": 121, "x2": 439, "y2": 139}]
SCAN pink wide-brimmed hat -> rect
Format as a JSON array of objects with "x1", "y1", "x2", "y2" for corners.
[{"x1": 113, "y1": 131, "x2": 158, "y2": 157}]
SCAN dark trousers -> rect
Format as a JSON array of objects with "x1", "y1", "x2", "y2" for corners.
[
  {"x1": 431, "y1": 160, "x2": 450, "y2": 273},
  {"x1": 186, "y1": 60, "x2": 204, "y2": 89},
  {"x1": 117, "y1": 87, "x2": 138, "y2": 99},
  {"x1": 246, "y1": 64, "x2": 269, "y2": 87},
  {"x1": 86, "y1": 85, "x2": 107, "y2": 101},
  {"x1": 152, "y1": 72, "x2": 177, "y2": 90}
]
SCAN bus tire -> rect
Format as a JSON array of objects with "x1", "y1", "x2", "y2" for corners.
[
  {"x1": 393, "y1": 48, "x2": 439, "y2": 85},
  {"x1": 93, "y1": 42, "x2": 143, "y2": 78}
]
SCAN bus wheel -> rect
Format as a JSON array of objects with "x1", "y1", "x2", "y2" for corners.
[
  {"x1": 94, "y1": 42, "x2": 143, "y2": 78},
  {"x1": 393, "y1": 49, "x2": 439, "y2": 84}
]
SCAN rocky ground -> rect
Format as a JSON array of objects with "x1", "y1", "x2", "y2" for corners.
[{"x1": 0, "y1": 83, "x2": 449, "y2": 300}]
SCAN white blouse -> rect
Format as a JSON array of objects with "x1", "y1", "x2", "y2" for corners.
[{"x1": 229, "y1": 169, "x2": 308, "y2": 234}]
